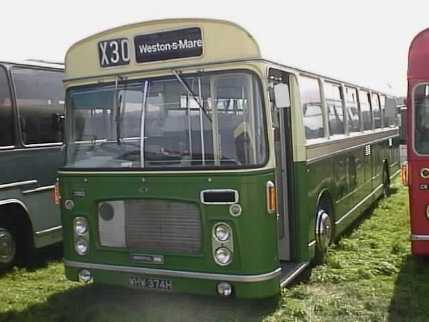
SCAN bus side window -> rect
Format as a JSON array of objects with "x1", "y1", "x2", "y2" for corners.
[
  {"x1": 345, "y1": 87, "x2": 360, "y2": 133},
  {"x1": 325, "y1": 82, "x2": 345, "y2": 135},
  {"x1": 299, "y1": 76, "x2": 324, "y2": 139},
  {"x1": 12, "y1": 68, "x2": 65, "y2": 145},
  {"x1": 382, "y1": 95, "x2": 397, "y2": 128},
  {"x1": 359, "y1": 90, "x2": 372, "y2": 131},
  {"x1": 372, "y1": 93, "x2": 382, "y2": 129},
  {"x1": 0, "y1": 66, "x2": 14, "y2": 147}
]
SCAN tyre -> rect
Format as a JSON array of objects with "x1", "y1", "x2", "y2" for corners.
[
  {"x1": 383, "y1": 166, "x2": 391, "y2": 197},
  {"x1": 314, "y1": 200, "x2": 334, "y2": 264},
  {"x1": 0, "y1": 227, "x2": 17, "y2": 271}
]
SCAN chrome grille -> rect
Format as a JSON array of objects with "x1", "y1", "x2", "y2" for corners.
[{"x1": 125, "y1": 200, "x2": 201, "y2": 254}]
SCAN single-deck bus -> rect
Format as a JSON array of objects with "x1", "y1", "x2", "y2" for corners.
[
  {"x1": 59, "y1": 19, "x2": 400, "y2": 298},
  {"x1": 0, "y1": 60, "x2": 64, "y2": 270},
  {"x1": 406, "y1": 28, "x2": 429, "y2": 255}
]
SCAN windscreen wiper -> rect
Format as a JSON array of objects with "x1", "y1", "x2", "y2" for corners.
[{"x1": 172, "y1": 70, "x2": 212, "y2": 122}]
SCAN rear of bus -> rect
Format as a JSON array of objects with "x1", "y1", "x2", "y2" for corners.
[
  {"x1": 59, "y1": 19, "x2": 281, "y2": 298},
  {"x1": 408, "y1": 28, "x2": 429, "y2": 255}
]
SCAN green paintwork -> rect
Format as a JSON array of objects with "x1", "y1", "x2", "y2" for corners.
[
  {"x1": 60, "y1": 169, "x2": 281, "y2": 297},
  {"x1": 60, "y1": 135, "x2": 400, "y2": 298},
  {"x1": 301, "y1": 138, "x2": 400, "y2": 253}
]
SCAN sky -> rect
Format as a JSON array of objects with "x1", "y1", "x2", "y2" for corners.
[{"x1": 1, "y1": 0, "x2": 428, "y2": 96}]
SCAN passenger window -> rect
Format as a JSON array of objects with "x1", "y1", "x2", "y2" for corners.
[
  {"x1": 380, "y1": 95, "x2": 396, "y2": 127},
  {"x1": 380, "y1": 95, "x2": 386, "y2": 127},
  {"x1": 13, "y1": 68, "x2": 64, "y2": 145},
  {"x1": 359, "y1": 90, "x2": 372, "y2": 131},
  {"x1": 0, "y1": 67, "x2": 14, "y2": 147},
  {"x1": 372, "y1": 93, "x2": 382, "y2": 128},
  {"x1": 345, "y1": 87, "x2": 360, "y2": 133},
  {"x1": 325, "y1": 82, "x2": 345, "y2": 135},
  {"x1": 299, "y1": 76, "x2": 324, "y2": 140}
]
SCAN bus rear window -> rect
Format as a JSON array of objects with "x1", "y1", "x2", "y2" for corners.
[{"x1": 414, "y1": 83, "x2": 429, "y2": 154}]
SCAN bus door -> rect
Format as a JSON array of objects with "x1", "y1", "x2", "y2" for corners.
[{"x1": 270, "y1": 69, "x2": 293, "y2": 261}]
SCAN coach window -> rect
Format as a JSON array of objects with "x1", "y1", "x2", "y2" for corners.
[
  {"x1": 0, "y1": 67, "x2": 14, "y2": 147},
  {"x1": 325, "y1": 82, "x2": 345, "y2": 135},
  {"x1": 359, "y1": 90, "x2": 372, "y2": 131},
  {"x1": 380, "y1": 95, "x2": 386, "y2": 126},
  {"x1": 13, "y1": 68, "x2": 64, "y2": 145},
  {"x1": 345, "y1": 87, "x2": 360, "y2": 133},
  {"x1": 299, "y1": 76, "x2": 324, "y2": 139},
  {"x1": 380, "y1": 95, "x2": 398, "y2": 127},
  {"x1": 371, "y1": 93, "x2": 382, "y2": 129}
]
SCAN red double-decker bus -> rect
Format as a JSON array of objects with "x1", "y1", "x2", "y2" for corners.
[{"x1": 407, "y1": 28, "x2": 429, "y2": 255}]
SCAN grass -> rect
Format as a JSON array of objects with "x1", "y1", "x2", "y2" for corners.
[{"x1": 1, "y1": 180, "x2": 429, "y2": 322}]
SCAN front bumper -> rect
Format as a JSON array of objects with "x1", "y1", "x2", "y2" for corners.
[{"x1": 64, "y1": 260, "x2": 281, "y2": 298}]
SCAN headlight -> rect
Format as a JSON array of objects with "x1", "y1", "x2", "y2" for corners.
[
  {"x1": 214, "y1": 224, "x2": 231, "y2": 242},
  {"x1": 214, "y1": 247, "x2": 232, "y2": 266},
  {"x1": 75, "y1": 238, "x2": 89, "y2": 255},
  {"x1": 73, "y1": 217, "x2": 88, "y2": 236}
]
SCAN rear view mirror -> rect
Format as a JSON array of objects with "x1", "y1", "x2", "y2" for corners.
[{"x1": 274, "y1": 83, "x2": 291, "y2": 108}]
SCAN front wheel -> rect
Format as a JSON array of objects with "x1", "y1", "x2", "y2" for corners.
[
  {"x1": 0, "y1": 228, "x2": 16, "y2": 271},
  {"x1": 314, "y1": 203, "x2": 334, "y2": 264}
]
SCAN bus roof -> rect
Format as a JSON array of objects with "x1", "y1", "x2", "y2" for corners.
[
  {"x1": 0, "y1": 59, "x2": 64, "y2": 70},
  {"x1": 64, "y1": 18, "x2": 394, "y2": 96},
  {"x1": 408, "y1": 28, "x2": 429, "y2": 80},
  {"x1": 65, "y1": 18, "x2": 261, "y2": 80}
]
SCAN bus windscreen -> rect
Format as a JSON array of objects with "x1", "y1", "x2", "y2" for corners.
[
  {"x1": 65, "y1": 71, "x2": 267, "y2": 169},
  {"x1": 414, "y1": 83, "x2": 429, "y2": 154}
]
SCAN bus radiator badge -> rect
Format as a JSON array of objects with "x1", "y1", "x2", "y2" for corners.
[{"x1": 130, "y1": 254, "x2": 164, "y2": 264}]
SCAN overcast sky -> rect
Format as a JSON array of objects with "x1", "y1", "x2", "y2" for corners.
[{"x1": 2, "y1": 0, "x2": 428, "y2": 96}]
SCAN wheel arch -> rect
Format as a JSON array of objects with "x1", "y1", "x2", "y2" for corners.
[
  {"x1": 314, "y1": 187, "x2": 336, "y2": 239},
  {"x1": 0, "y1": 199, "x2": 35, "y2": 249},
  {"x1": 315, "y1": 188, "x2": 334, "y2": 216}
]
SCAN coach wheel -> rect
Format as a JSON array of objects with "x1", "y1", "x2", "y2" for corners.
[
  {"x1": 0, "y1": 228, "x2": 16, "y2": 270},
  {"x1": 383, "y1": 166, "x2": 391, "y2": 197},
  {"x1": 314, "y1": 203, "x2": 333, "y2": 264}
]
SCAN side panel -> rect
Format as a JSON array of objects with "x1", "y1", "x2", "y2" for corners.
[
  {"x1": 409, "y1": 160, "x2": 429, "y2": 255},
  {"x1": 303, "y1": 134, "x2": 399, "y2": 256}
]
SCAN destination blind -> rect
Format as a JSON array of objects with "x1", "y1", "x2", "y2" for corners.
[
  {"x1": 134, "y1": 27, "x2": 203, "y2": 63},
  {"x1": 98, "y1": 27, "x2": 203, "y2": 67}
]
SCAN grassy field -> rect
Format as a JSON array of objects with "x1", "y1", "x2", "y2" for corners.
[{"x1": 1, "y1": 181, "x2": 429, "y2": 322}]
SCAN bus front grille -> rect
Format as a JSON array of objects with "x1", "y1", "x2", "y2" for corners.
[{"x1": 124, "y1": 200, "x2": 201, "y2": 254}]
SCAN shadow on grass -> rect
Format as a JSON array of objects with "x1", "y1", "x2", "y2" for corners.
[
  {"x1": 0, "y1": 284, "x2": 278, "y2": 322},
  {"x1": 0, "y1": 243, "x2": 63, "y2": 278},
  {"x1": 388, "y1": 255, "x2": 429, "y2": 322}
]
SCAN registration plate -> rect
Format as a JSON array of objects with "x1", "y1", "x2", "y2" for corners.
[{"x1": 128, "y1": 276, "x2": 173, "y2": 291}]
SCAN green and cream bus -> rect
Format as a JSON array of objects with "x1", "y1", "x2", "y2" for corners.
[
  {"x1": 0, "y1": 60, "x2": 64, "y2": 270},
  {"x1": 59, "y1": 19, "x2": 400, "y2": 298}
]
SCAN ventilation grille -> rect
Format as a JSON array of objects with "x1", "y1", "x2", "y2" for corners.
[{"x1": 125, "y1": 200, "x2": 201, "y2": 254}]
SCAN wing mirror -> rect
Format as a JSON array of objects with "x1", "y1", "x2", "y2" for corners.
[{"x1": 273, "y1": 83, "x2": 291, "y2": 108}]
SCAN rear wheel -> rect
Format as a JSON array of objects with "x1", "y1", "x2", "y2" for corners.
[
  {"x1": 0, "y1": 227, "x2": 16, "y2": 271},
  {"x1": 383, "y1": 165, "x2": 391, "y2": 197},
  {"x1": 314, "y1": 200, "x2": 334, "y2": 264}
]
